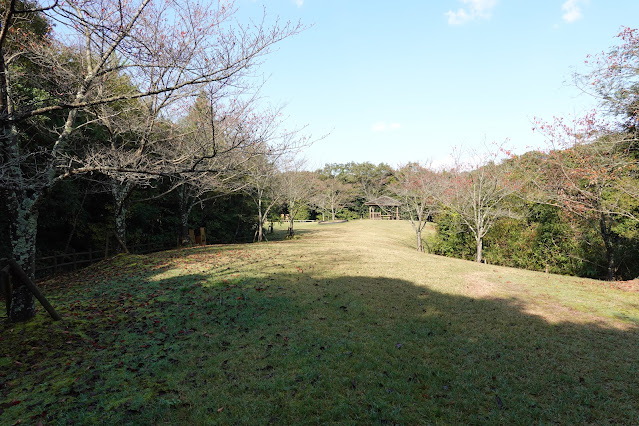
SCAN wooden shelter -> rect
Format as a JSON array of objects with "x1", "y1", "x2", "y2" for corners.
[{"x1": 364, "y1": 195, "x2": 401, "y2": 220}]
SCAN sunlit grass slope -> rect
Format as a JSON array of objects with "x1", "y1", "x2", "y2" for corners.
[{"x1": 1, "y1": 220, "x2": 638, "y2": 424}]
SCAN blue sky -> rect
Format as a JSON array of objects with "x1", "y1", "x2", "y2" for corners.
[{"x1": 237, "y1": 0, "x2": 639, "y2": 169}]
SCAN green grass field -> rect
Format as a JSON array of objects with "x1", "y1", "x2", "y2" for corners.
[{"x1": 1, "y1": 220, "x2": 638, "y2": 424}]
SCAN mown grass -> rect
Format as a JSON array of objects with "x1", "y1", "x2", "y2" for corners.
[{"x1": 1, "y1": 220, "x2": 638, "y2": 424}]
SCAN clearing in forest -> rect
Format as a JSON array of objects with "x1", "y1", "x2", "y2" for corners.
[{"x1": 1, "y1": 220, "x2": 638, "y2": 424}]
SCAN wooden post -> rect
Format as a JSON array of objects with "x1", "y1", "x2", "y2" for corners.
[
  {"x1": 7, "y1": 259, "x2": 62, "y2": 321},
  {"x1": 200, "y1": 227, "x2": 206, "y2": 246},
  {"x1": 105, "y1": 234, "x2": 110, "y2": 259}
]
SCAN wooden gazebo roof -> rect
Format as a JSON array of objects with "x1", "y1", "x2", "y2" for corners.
[{"x1": 364, "y1": 195, "x2": 402, "y2": 207}]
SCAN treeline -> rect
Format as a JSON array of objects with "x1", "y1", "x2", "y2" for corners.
[
  {"x1": 247, "y1": 148, "x2": 639, "y2": 282},
  {"x1": 4, "y1": 145, "x2": 636, "y2": 285},
  {"x1": 303, "y1": 141, "x2": 639, "y2": 283},
  {"x1": 0, "y1": 161, "x2": 395, "y2": 258},
  {"x1": 405, "y1": 149, "x2": 639, "y2": 282}
]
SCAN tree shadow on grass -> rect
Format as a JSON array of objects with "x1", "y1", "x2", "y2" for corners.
[
  {"x1": 177, "y1": 273, "x2": 639, "y2": 425},
  {"x1": 1, "y1": 265, "x2": 638, "y2": 424}
]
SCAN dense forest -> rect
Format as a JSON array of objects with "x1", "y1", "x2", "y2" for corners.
[{"x1": 1, "y1": 1, "x2": 638, "y2": 324}]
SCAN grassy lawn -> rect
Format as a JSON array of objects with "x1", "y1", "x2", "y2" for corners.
[{"x1": 1, "y1": 220, "x2": 638, "y2": 424}]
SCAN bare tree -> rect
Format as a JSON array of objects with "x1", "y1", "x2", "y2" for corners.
[
  {"x1": 311, "y1": 176, "x2": 354, "y2": 221},
  {"x1": 164, "y1": 93, "x2": 263, "y2": 245},
  {"x1": 244, "y1": 156, "x2": 281, "y2": 242},
  {"x1": 240, "y1": 104, "x2": 309, "y2": 242},
  {"x1": 0, "y1": 0, "x2": 302, "y2": 321},
  {"x1": 279, "y1": 157, "x2": 314, "y2": 237},
  {"x1": 391, "y1": 163, "x2": 439, "y2": 252},
  {"x1": 438, "y1": 147, "x2": 521, "y2": 263}
]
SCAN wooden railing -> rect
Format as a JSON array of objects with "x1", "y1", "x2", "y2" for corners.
[{"x1": 35, "y1": 240, "x2": 175, "y2": 279}]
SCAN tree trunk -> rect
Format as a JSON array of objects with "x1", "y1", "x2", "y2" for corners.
[
  {"x1": 180, "y1": 211, "x2": 190, "y2": 246},
  {"x1": 2, "y1": 46, "x2": 37, "y2": 321},
  {"x1": 475, "y1": 236, "x2": 483, "y2": 263},
  {"x1": 287, "y1": 217, "x2": 295, "y2": 237},
  {"x1": 7, "y1": 189, "x2": 39, "y2": 321},
  {"x1": 287, "y1": 201, "x2": 295, "y2": 237},
  {"x1": 605, "y1": 247, "x2": 615, "y2": 281},
  {"x1": 111, "y1": 182, "x2": 131, "y2": 253},
  {"x1": 178, "y1": 186, "x2": 192, "y2": 246},
  {"x1": 416, "y1": 231, "x2": 423, "y2": 252},
  {"x1": 257, "y1": 198, "x2": 264, "y2": 242},
  {"x1": 287, "y1": 202, "x2": 294, "y2": 238},
  {"x1": 408, "y1": 213, "x2": 424, "y2": 252},
  {"x1": 599, "y1": 213, "x2": 615, "y2": 281}
]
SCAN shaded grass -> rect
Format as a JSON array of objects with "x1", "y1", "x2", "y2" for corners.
[{"x1": 1, "y1": 220, "x2": 638, "y2": 424}]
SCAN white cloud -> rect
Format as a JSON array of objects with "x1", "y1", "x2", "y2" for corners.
[
  {"x1": 372, "y1": 122, "x2": 401, "y2": 132},
  {"x1": 295, "y1": 0, "x2": 304, "y2": 7},
  {"x1": 446, "y1": 8, "x2": 472, "y2": 25},
  {"x1": 562, "y1": 0, "x2": 585, "y2": 23},
  {"x1": 372, "y1": 122, "x2": 386, "y2": 132},
  {"x1": 445, "y1": 0, "x2": 497, "y2": 25}
]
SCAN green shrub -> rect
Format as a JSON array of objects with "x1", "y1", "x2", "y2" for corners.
[
  {"x1": 432, "y1": 212, "x2": 474, "y2": 260},
  {"x1": 336, "y1": 208, "x2": 360, "y2": 220},
  {"x1": 483, "y1": 205, "x2": 580, "y2": 275},
  {"x1": 293, "y1": 205, "x2": 312, "y2": 221}
]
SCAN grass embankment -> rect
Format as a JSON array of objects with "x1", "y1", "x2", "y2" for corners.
[{"x1": 1, "y1": 221, "x2": 638, "y2": 424}]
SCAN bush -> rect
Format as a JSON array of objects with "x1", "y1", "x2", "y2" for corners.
[
  {"x1": 432, "y1": 212, "x2": 475, "y2": 260},
  {"x1": 293, "y1": 205, "x2": 312, "y2": 221},
  {"x1": 336, "y1": 208, "x2": 360, "y2": 220},
  {"x1": 483, "y1": 205, "x2": 580, "y2": 275},
  {"x1": 430, "y1": 204, "x2": 630, "y2": 279}
]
